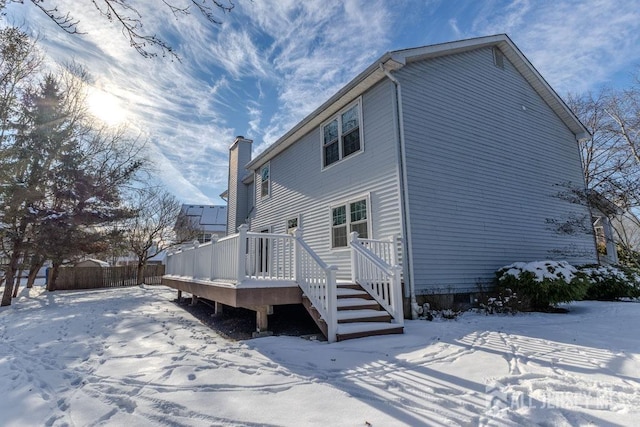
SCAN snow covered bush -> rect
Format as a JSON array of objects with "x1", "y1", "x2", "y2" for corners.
[
  {"x1": 476, "y1": 288, "x2": 521, "y2": 315},
  {"x1": 580, "y1": 265, "x2": 640, "y2": 300},
  {"x1": 496, "y1": 261, "x2": 589, "y2": 311}
]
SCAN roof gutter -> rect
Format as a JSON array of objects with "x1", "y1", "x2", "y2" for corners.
[{"x1": 379, "y1": 63, "x2": 420, "y2": 320}]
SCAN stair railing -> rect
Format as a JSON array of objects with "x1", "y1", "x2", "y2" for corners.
[
  {"x1": 293, "y1": 228, "x2": 338, "y2": 343},
  {"x1": 350, "y1": 232, "x2": 404, "y2": 326}
]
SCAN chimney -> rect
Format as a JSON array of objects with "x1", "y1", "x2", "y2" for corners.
[{"x1": 226, "y1": 136, "x2": 253, "y2": 235}]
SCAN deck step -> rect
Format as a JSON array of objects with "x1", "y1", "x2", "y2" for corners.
[
  {"x1": 337, "y1": 309, "x2": 391, "y2": 323},
  {"x1": 336, "y1": 288, "x2": 370, "y2": 298},
  {"x1": 302, "y1": 282, "x2": 403, "y2": 342},
  {"x1": 337, "y1": 298, "x2": 379, "y2": 310},
  {"x1": 336, "y1": 322, "x2": 404, "y2": 341},
  {"x1": 336, "y1": 282, "x2": 363, "y2": 290}
]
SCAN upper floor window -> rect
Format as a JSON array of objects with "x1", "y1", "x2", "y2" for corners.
[
  {"x1": 260, "y1": 163, "x2": 270, "y2": 198},
  {"x1": 322, "y1": 102, "x2": 362, "y2": 168}
]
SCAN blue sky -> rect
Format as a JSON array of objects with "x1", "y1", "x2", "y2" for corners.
[{"x1": 4, "y1": 0, "x2": 640, "y2": 204}]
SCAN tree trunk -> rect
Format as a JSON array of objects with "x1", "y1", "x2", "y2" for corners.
[
  {"x1": 47, "y1": 262, "x2": 61, "y2": 292},
  {"x1": 12, "y1": 272, "x2": 22, "y2": 298},
  {"x1": 1, "y1": 250, "x2": 21, "y2": 306},
  {"x1": 26, "y1": 265, "x2": 41, "y2": 288},
  {"x1": 26, "y1": 256, "x2": 44, "y2": 288},
  {"x1": 136, "y1": 259, "x2": 146, "y2": 285}
]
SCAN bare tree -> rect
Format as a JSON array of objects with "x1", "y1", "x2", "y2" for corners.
[
  {"x1": 124, "y1": 188, "x2": 199, "y2": 285},
  {"x1": 567, "y1": 75, "x2": 640, "y2": 266},
  {"x1": 4, "y1": 0, "x2": 235, "y2": 59}
]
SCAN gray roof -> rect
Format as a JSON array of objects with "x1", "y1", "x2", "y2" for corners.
[
  {"x1": 181, "y1": 204, "x2": 227, "y2": 233},
  {"x1": 246, "y1": 34, "x2": 589, "y2": 171}
]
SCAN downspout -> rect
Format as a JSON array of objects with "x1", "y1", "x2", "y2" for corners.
[{"x1": 379, "y1": 63, "x2": 420, "y2": 319}]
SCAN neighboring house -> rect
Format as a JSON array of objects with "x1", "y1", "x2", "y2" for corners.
[
  {"x1": 115, "y1": 242, "x2": 165, "y2": 266},
  {"x1": 75, "y1": 259, "x2": 109, "y2": 268},
  {"x1": 176, "y1": 204, "x2": 227, "y2": 243},
  {"x1": 588, "y1": 191, "x2": 620, "y2": 265},
  {"x1": 164, "y1": 34, "x2": 598, "y2": 342}
]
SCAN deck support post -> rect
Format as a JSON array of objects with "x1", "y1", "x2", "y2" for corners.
[
  {"x1": 177, "y1": 290, "x2": 182, "y2": 301},
  {"x1": 191, "y1": 295, "x2": 199, "y2": 306},
  {"x1": 214, "y1": 301, "x2": 224, "y2": 315},
  {"x1": 251, "y1": 305, "x2": 274, "y2": 338},
  {"x1": 256, "y1": 309, "x2": 268, "y2": 331}
]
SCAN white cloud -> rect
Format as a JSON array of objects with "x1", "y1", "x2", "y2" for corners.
[
  {"x1": 243, "y1": 0, "x2": 393, "y2": 146},
  {"x1": 5, "y1": 0, "x2": 637, "y2": 207},
  {"x1": 469, "y1": 0, "x2": 640, "y2": 93}
]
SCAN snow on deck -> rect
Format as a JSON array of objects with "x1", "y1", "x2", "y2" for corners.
[{"x1": 1, "y1": 284, "x2": 639, "y2": 426}]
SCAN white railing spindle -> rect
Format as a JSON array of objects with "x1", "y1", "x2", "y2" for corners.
[{"x1": 350, "y1": 232, "x2": 404, "y2": 326}]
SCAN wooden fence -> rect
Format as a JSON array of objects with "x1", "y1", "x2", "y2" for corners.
[{"x1": 52, "y1": 264, "x2": 165, "y2": 290}]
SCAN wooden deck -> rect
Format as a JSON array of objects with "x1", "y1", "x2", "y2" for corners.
[{"x1": 161, "y1": 276, "x2": 302, "y2": 335}]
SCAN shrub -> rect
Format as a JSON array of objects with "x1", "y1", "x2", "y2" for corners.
[
  {"x1": 580, "y1": 264, "x2": 640, "y2": 300},
  {"x1": 496, "y1": 261, "x2": 589, "y2": 311},
  {"x1": 476, "y1": 288, "x2": 522, "y2": 315}
]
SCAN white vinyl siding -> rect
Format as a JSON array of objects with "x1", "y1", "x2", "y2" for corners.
[
  {"x1": 396, "y1": 47, "x2": 596, "y2": 294},
  {"x1": 251, "y1": 81, "x2": 402, "y2": 279}
]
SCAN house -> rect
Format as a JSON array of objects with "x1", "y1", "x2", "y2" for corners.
[
  {"x1": 163, "y1": 34, "x2": 598, "y2": 342},
  {"x1": 75, "y1": 259, "x2": 110, "y2": 268},
  {"x1": 175, "y1": 204, "x2": 227, "y2": 243},
  {"x1": 588, "y1": 191, "x2": 620, "y2": 265}
]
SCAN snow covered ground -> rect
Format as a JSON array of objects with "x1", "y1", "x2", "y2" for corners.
[{"x1": 1, "y1": 285, "x2": 638, "y2": 426}]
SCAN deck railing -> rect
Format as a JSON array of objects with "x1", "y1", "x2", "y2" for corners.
[
  {"x1": 167, "y1": 225, "x2": 298, "y2": 284},
  {"x1": 166, "y1": 226, "x2": 339, "y2": 341},
  {"x1": 245, "y1": 231, "x2": 296, "y2": 280},
  {"x1": 355, "y1": 235, "x2": 400, "y2": 266},
  {"x1": 167, "y1": 227, "x2": 408, "y2": 343},
  {"x1": 293, "y1": 228, "x2": 338, "y2": 342},
  {"x1": 350, "y1": 232, "x2": 404, "y2": 326}
]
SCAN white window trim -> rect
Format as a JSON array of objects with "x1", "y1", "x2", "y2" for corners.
[
  {"x1": 286, "y1": 215, "x2": 301, "y2": 235},
  {"x1": 328, "y1": 193, "x2": 372, "y2": 250},
  {"x1": 259, "y1": 162, "x2": 271, "y2": 199},
  {"x1": 320, "y1": 98, "x2": 364, "y2": 170}
]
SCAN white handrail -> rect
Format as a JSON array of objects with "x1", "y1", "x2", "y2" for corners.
[
  {"x1": 350, "y1": 232, "x2": 404, "y2": 326},
  {"x1": 293, "y1": 228, "x2": 338, "y2": 343},
  {"x1": 355, "y1": 235, "x2": 399, "y2": 266},
  {"x1": 245, "y1": 230, "x2": 296, "y2": 281},
  {"x1": 164, "y1": 226, "x2": 339, "y2": 342},
  {"x1": 165, "y1": 225, "x2": 297, "y2": 284}
]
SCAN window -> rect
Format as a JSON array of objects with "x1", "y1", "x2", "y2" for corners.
[
  {"x1": 322, "y1": 102, "x2": 362, "y2": 168},
  {"x1": 260, "y1": 163, "x2": 270, "y2": 198},
  {"x1": 593, "y1": 217, "x2": 608, "y2": 255},
  {"x1": 198, "y1": 233, "x2": 212, "y2": 244},
  {"x1": 286, "y1": 217, "x2": 299, "y2": 234},
  {"x1": 331, "y1": 198, "x2": 369, "y2": 248}
]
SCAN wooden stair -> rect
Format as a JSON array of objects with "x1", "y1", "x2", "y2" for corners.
[{"x1": 302, "y1": 282, "x2": 404, "y2": 342}]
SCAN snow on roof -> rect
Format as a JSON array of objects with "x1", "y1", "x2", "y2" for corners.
[
  {"x1": 75, "y1": 258, "x2": 110, "y2": 267},
  {"x1": 181, "y1": 204, "x2": 226, "y2": 233}
]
